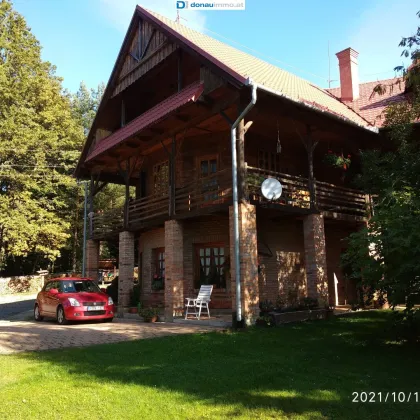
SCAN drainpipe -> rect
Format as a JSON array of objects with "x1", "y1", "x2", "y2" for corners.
[
  {"x1": 230, "y1": 79, "x2": 257, "y2": 324},
  {"x1": 82, "y1": 181, "x2": 88, "y2": 277}
]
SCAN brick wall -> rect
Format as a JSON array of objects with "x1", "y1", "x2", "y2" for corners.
[
  {"x1": 257, "y1": 214, "x2": 306, "y2": 306},
  {"x1": 303, "y1": 213, "x2": 328, "y2": 304},
  {"x1": 86, "y1": 239, "x2": 99, "y2": 282},
  {"x1": 229, "y1": 204, "x2": 259, "y2": 324},
  {"x1": 182, "y1": 215, "x2": 231, "y2": 309},
  {"x1": 164, "y1": 220, "x2": 184, "y2": 321},
  {"x1": 139, "y1": 228, "x2": 165, "y2": 307},
  {"x1": 118, "y1": 231, "x2": 134, "y2": 312}
]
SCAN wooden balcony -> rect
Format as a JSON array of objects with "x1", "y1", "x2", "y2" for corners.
[
  {"x1": 246, "y1": 166, "x2": 369, "y2": 221},
  {"x1": 90, "y1": 167, "x2": 368, "y2": 239}
]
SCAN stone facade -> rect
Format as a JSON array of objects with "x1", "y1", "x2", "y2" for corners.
[
  {"x1": 229, "y1": 203, "x2": 259, "y2": 325},
  {"x1": 164, "y1": 220, "x2": 184, "y2": 321},
  {"x1": 303, "y1": 213, "x2": 329, "y2": 304},
  {"x1": 86, "y1": 239, "x2": 99, "y2": 281},
  {"x1": 118, "y1": 231, "x2": 135, "y2": 313}
]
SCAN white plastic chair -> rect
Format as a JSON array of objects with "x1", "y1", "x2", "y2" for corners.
[{"x1": 185, "y1": 285, "x2": 213, "y2": 320}]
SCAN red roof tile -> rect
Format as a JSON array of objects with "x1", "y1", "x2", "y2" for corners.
[
  {"x1": 327, "y1": 78, "x2": 406, "y2": 127},
  {"x1": 86, "y1": 81, "x2": 204, "y2": 161}
]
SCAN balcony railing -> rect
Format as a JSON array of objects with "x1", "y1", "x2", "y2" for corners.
[
  {"x1": 246, "y1": 166, "x2": 368, "y2": 218},
  {"x1": 175, "y1": 168, "x2": 232, "y2": 215},
  {"x1": 128, "y1": 194, "x2": 169, "y2": 229},
  {"x1": 91, "y1": 207, "x2": 124, "y2": 239},
  {"x1": 90, "y1": 166, "x2": 369, "y2": 239}
]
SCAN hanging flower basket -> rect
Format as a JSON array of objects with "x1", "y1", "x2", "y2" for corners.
[{"x1": 323, "y1": 150, "x2": 351, "y2": 170}]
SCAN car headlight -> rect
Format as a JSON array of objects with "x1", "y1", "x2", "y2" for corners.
[
  {"x1": 108, "y1": 297, "x2": 114, "y2": 305},
  {"x1": 68, "y1": 298, "x2": 81, "y2": 307}
]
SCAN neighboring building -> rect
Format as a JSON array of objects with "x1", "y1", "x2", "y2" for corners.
[
  {"x1": 76, "y1": 6, "x2": 386, "y2": 323},
  {"x1": 327, "y1": 48, "x2": 407, "y2": 127}
]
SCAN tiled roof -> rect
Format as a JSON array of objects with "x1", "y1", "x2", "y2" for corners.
[
  {"x1": 86, "y1": 81, "x2": 204, "y2": 161},
  {"x1": 327, "y1": 78, "x2": 406, "y2": 127},
  {"x1": 140, "y1": 7, "x2": 372, "y2": 129}
]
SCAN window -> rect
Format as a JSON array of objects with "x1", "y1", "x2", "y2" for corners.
[
  {"x1": 195, "y1": 244, "x2": 226, "y2": 289},
  {"x1": 153, "y1": 161, "x2": 169, "y2": 196},
  {"x1": 152, "y1": 248, "x2": 165, "y2": 291},
  {"x1": 200, "y1": 157, "x2": 218, "y2": 201}
]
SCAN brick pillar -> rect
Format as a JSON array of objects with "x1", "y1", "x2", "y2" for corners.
[
  {"x1": 86, "y1": 239, "x2": 99, "y2": 281},
  {"x1": 303, "y1": 213, "x2": 328, "y2": 304},
  {"x1": 229, "y1": 203, "x2": 259, "y2": 325},
  {"x1": 164, "y1": 220, "x2": 184, "y2": 322},
  {"x1": 118, "y1": 231, "x2": 134, "y2": 316}
]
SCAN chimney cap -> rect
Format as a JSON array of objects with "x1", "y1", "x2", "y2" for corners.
[{"x1": 336, "y1": 47, "x2": 359, "y2": 60}]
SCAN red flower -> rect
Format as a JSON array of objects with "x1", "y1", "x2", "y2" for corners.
[
  {"x1": 347, "y1": 154, "x2": 351, "y2": 158},
  {"x1": 328, "y1": 150, "x2": 332, "y2": 154}
]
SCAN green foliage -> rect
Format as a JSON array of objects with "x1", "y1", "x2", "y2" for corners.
[
  {"x1": 323, "y1": 150, "x2": 351, "y2": 169},
  {"x1": 139, "y1": 306, "x2": 160, "y2": 320},
  {"x1": 344, "y1": 12, "x2": 420, "y2": 334},
  {"x1": 0, "y1": 0, "x2": 84, "y2": 272}
]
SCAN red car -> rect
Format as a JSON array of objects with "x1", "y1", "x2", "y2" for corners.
[{"x1": 34, "y1": 277, "x2": 115, "y2": 324}]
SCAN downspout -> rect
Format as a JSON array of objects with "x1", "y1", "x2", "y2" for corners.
[
  {"x1": 230, "y1": 79, "x2": 257, "y2": 324},
  {"x1": 82, "y1": 181, "x2": 88, "y2": 277}
]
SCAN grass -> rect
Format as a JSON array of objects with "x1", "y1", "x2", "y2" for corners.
[{"x1": 0, "y1": 311, "x2": 419, "y2": 419}]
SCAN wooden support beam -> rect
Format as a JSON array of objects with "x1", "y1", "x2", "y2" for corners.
[
  {"x1": 296, "y1": 124, "x2": 318, "y2": 211},
  {"x1": 244, "y1": 121, "x2": 253, "y2": 134},
  {"x1": 141, "y1": 29, "x2": 156, "y2": 59}
]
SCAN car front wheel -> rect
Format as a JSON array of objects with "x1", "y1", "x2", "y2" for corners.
[
  {"x1": 34, "y1": 304, "x2": 43, "y2": 322},
  {"x1": 57, "y1": 306, "x2": 68, "y2": 325}
]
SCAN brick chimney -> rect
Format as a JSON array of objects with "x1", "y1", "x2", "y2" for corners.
[{"x1": 336, "y1": 48, "x2": 359, "y2": 101}]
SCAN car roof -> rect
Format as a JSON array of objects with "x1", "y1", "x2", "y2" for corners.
[{"x1": 48, "y1": 277, "x2": 92, "y2": 282}]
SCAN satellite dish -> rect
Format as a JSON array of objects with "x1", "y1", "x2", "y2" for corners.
[{"x1": 261, "y1": 178, "x2": 282, "y2": 201}]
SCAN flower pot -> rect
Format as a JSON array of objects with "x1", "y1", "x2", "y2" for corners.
[
  {"x1": 128, "y1": 307, "x2": 138, "y2": 314},
  {"x1": 144, "y1": 316, "x2": 158, "y2": 323}
]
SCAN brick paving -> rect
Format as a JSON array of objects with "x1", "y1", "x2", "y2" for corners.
[{"x1": 0, "y1": 318, "x2": 220, "y2": 354}]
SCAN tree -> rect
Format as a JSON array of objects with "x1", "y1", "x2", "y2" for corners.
[
  {"x1": 0, "y1": 0, "x2": 84, "y2": 273},
  {"x1": 343, "y1": 11, "x2": 420, "y2": 336}
]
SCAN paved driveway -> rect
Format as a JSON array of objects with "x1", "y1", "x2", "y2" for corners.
[
  {"x1": 0, "y1": 318, "x2": 218, "y2": 354},
  {"x1": 0, "y1": 294, "x2": 36, "y2": 321}
]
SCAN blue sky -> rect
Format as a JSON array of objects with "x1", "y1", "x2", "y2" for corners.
[{"x1": 13, "y1": 0, "x2": 419, "y2": 93}]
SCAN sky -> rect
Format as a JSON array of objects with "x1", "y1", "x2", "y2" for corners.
[{"x1": 12, "y1": 0, "x2": 419, "y2": 93}]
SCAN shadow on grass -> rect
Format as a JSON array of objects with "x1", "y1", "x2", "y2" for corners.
[{"x1": 18, "y1": 312, "x2": 420, "y2": 419}]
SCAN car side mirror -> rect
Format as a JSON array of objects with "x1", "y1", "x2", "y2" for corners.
[{"x1": 49, "y1": 288, "x2": 59, "y2": 295}]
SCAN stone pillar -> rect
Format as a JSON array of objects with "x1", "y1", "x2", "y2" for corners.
[
  {"x1": 229, "y1": 203, "x2": 259, "y2": 325},
  {"x1": 86, "y1": 239, "x2": 99, "y2": 281},
  {"x1": 118, "y1": 231, "x2": 135, "y2": 315},
  {"x1": 164, "y1": 220, "x2": 184, "y2": 322},
  {"x1": 303, "y1": 213, "x2": 328, "y2": 304}
]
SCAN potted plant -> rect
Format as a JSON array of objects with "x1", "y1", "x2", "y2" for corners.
[
  {"x1": 139, "y1": 306, "x2": 160, "y2": 323},
  {"x1": 323, "y1": 150, "x2": 351, "y2": 171}
]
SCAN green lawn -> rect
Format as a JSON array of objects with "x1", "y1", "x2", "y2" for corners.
[{"x1": 0, "y1": 312, "x2": 419, "y2": 419}]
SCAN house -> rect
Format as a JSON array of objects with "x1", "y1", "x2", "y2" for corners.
[{"x1": 76, "y1": 6, "x2": 387, "y2": 323}]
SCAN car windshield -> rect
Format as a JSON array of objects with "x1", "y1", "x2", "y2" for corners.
[{"x1": 59, "y1": 280, "x2": 101, "y2": 294}]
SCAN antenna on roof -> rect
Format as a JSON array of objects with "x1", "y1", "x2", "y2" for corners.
[
  {"x1": 176, "y1": 10, "x2": 188, "y2": 24},
  {"x1": 327, "y1": 41, "x2": 337, "y2": 88}
]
